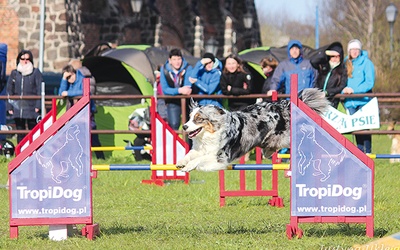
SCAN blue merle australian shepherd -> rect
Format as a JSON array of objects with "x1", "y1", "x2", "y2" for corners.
[{"x1": 176, "y1": 88, "x2": 329, "y2": 172}]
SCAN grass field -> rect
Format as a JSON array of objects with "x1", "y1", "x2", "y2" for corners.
[{"x1": 0, "y1": 134, "x2": 399, "y2": 249}]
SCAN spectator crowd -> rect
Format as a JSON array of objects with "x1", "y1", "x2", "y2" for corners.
[{"x1": 1, "y1": 38, "x2": 375, "y2": 160}]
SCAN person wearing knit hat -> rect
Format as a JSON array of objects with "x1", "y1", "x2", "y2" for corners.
[
  {"x1": 6, "y1": 49, "x2": 43, "y2": 143},
  {"x1": 189, "y1": 52, "x2": 223, "y2": 107},
  {"x1": 311, "y1": 41, "x2": 347, "y2": 109},
  {"x1": 342, "y1": 38, "x2": 375, "y2": 153},
  {"x1": 347, "y1": 39, "x2": 362, "y2": 53},
  {"x1": 202, "y1": 52, "x2": 215, "y2": 63}
]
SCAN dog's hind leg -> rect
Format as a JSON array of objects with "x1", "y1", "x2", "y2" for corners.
[
  {"x1": 312, "y1": 159, "x2": 324, "y2": 177},
  {"x1": 52, "y1": 161, "x2": 70, "y2": 183},
  {"x1": 74, "y1": 152, "x2": 84, "y2": 176}
]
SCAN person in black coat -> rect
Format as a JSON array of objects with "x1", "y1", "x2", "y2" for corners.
[
  {"x1": 311, "y1": 42, "x2": 347, "y2": 108},
  {"x1": 6, "y1": 50, "x2": 43, "y2": 143},
  {"x1": 220, "y1": 54, "x2": 253, "y2": 111}
]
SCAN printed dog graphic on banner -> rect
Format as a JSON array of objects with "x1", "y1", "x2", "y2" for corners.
[
  {"x1": 297, "y1": 124, "x2": 346, "y2": 182},
  {"x1": 36, "y1": 125, "x2": 84, "y2": 183}
]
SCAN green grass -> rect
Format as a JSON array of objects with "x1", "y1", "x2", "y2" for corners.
[{"x1": 0, "y1": 133, "x2": 399, "y2": 249}]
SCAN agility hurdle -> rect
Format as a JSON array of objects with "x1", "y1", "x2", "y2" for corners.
[
  {"x1": 140, "y1": 97, "x2": 190, "y2": 186},
  {"x1": 218, "y1": 91, "x2": 285, "y2": 208},
  {"x1": 90, "y1": 97, "x2": 190, "y2": 186},
  {"x1": 8, "y1": 79, "x2": 99, "y2": 240},
  {"x1": 92, "y1": 163, "x2": 289, "y2": 171},
  {"x1": 286, "y1": 75, "x2": 374, "y2": 239}
]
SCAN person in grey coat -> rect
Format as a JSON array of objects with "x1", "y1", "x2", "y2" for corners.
[{"x1": 6, "y1": 50, "x2": 43, "y2": 143}]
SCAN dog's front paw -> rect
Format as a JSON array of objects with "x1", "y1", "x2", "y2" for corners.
[
  {"x1": 180, "y1": 161, "x2": 198, "y2": 172},
  {"x1": 176, "y1": 159, "x2": 188, "y2": 169}
]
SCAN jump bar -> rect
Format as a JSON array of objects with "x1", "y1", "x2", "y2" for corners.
[
  {"x1": 92, "y1": 164, "x2": 290, "y2": 171},
  {"x1": 91, "y1": 146, "x2": 153, "y2": 151}
]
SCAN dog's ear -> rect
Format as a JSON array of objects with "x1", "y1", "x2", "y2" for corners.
[{"x1": 189, "y1": 98, "x2": 199, "y2": 110}]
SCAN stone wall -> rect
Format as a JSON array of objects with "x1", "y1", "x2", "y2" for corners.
[
  {"x1": 0, "y1": 0, "x2": 18, "y2": 73},
  {"x1": 0, "y1": 0, "x2": 260, "y2": 74}
]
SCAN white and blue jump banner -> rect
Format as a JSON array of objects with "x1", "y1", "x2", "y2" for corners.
[
  {"x1": 322, "y1": 98, "x2": 380, "y2": 133},
  {"x1": 10, "y1": 106, "x2": 92, "y2": 219},
  {"x1": 9, "y1": 79, "x2": 97, "y2": 240},
  {"x1": 288, "y1": 101, "x2": 374, "y2": 238},
  {"x1": 291, "y1": 104, "x2": 373, "y2": 216}
]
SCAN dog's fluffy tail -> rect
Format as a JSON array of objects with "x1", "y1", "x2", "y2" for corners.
[{"x1": 299, "y1": 88, "x2": 330, "y2": 115}]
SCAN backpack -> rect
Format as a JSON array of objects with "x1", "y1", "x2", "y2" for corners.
[
  {"x1": 128, "y1": 107, "x2": 151, "y2": 131},
  {"x1": 78, "y1": 66, "x2": 96, "y2": 94}
]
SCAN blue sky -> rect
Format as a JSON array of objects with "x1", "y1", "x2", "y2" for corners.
[{"x1": 254, "y1": 0, "x2": 321, "y2": 23}]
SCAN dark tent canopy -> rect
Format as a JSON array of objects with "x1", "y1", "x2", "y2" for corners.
[{"x1": 83, "y1": 45, "x2": 199, "y2": 106}]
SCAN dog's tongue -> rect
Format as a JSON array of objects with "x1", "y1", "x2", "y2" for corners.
[{"x1": 188, "y1": 128, "x2": 201, "y2": 138}]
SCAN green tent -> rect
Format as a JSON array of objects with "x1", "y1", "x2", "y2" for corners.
[{"x1": 83, "y1": 45, "x2": 156, "y2": 157}]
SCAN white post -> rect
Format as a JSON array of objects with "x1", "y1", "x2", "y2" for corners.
[
  {"x1": 223, "y1": 16, "x2": 233, "y2": 57},
  {"x1": 193, "y1": 16, "x2": 203, "y2": 57},
  {"x1": 39, "y1": 0, "x2": 46, "y2": 119},
  {"x1": 154, "y1": 17, "x2": 162, "y2": 47},
  {"x1": 49, "y1": 224, "x2": 75, "y2": 241}
]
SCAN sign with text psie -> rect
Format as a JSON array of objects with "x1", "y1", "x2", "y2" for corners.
[{"x1": 322, "y1": 98, "x2": 380, "y2": 134}]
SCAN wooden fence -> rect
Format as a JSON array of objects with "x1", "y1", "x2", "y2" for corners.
[{"x1": 1, "y1": 93, "x2": 400, "y2": 137}]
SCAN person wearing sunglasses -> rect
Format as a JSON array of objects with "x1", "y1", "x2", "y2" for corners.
[
  {"x1": 6, "y1": 49, "x2": 43, "y2": 143},
  {"x1": 311, "y1": 42, "x2": 347, "y2": 109}
]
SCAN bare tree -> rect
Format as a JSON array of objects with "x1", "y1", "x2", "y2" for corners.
[{"x1": 321, "y1": 0, "x2": 377, "y2": 54}]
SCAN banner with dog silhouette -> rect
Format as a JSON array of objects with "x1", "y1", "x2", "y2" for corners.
[
  {"x1": 291, "y1": 104, "x2": 373, "y2": 217},
  {"x1": 322, "y1": 97, "x2": 380, "y2": 134},
  {"x1": 10, "y1": 106, "x2": 91, "y2": 219}
]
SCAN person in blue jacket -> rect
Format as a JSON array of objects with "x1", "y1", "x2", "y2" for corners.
[
  {"x1": 160, "y1": 49, "x2": 192, "y2": 130},
  {"x1": 59, "y1": 64, "x2": 105, "y2": 159},
  {"x1": 189, "y1": 52, "x2": 222, "y2": 107},
  {"x1": 267, "y1": 40, "x2": 317, "y2": 96},
  {"x1": 342, "y1": 39, "x2": 375, "y2": 153}
]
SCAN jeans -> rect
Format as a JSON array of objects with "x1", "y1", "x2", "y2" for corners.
[
  {"x1": 347, "y1": 106, "x2": 371, "y2": 153},
  {"x1": 167, "y1": 103, "x2": 181, "y2": 131},
  {"x1": 157, "y1": 99, "x2": 168, "y2": 122},
  {"x1": 91, "y1": 115, "x2": 105, "y2": 159}
]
